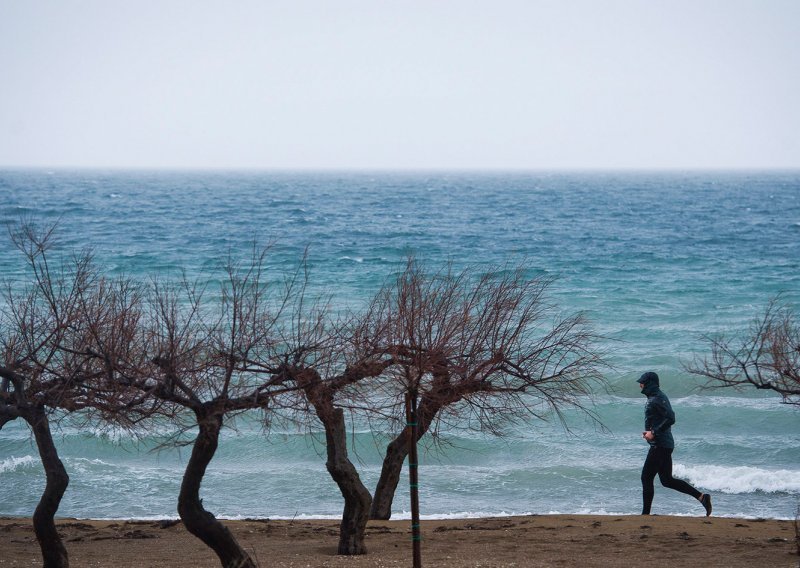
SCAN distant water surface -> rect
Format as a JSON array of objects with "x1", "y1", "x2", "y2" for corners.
[{"x1": 1, "y1": 169, "x2": 798, "y2": 520}]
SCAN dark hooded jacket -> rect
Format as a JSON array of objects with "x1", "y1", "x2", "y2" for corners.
[{"x1": 639, "y1": 372, "x2": 675, "y2": 449}]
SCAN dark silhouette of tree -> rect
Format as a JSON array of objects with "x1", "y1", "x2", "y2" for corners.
[
  {"x1": 273, "y1": 290, "x2": 397, "y2": 555},
  {"x1": 288, "y1": 258, "x2": 605, "y2": 562},
  {"x1": 277, "y1": 355, "x2": 392, "y2": 555},
  {"x1": 0, "y1": 223, "x2": 153, "y2": 568},
  {"x1": 688, "y1": 298, "x2": 800, "y2": 405},
  {"x1": 367, "y1": 259, "x2": 606, "y2": 520},
  {"x1": 2, "y1": 230, "x2": 333, "y2": 568},
  {"x1": 114, "y1": 245, "x2": 309, "y2": 568}
]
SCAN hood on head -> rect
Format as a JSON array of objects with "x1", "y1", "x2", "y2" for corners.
[{"x1": 638, "y1": 371, "x2": 660, "y2": 396}]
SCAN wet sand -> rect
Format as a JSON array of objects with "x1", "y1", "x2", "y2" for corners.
[{"x1": 0, "y1": 514, "x2": 796, "y2": 567}]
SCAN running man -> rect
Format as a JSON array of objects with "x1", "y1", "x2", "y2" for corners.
[{"x1": 638, "y1": 371, "x2": 712, "y2": 516}]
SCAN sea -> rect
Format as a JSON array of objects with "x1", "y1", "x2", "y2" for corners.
[{"x1": 0, "y1": 169, "x2": 798, "y2": 521}]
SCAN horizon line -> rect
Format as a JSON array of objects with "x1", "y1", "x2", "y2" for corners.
[{"x1": 2, "y1": 165, "x2": 800, "y2": 174}]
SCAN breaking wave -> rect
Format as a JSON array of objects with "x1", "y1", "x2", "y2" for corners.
[
  {"x1": 673, "y1": 464, "x2": 800, "y2": 494},
  {"x1": 0, "y1": 455, "x2": 37, "y2": 473}
]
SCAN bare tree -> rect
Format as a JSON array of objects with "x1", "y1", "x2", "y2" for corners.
[
  {"x1": 277, "y1": 355, "x2": 391, "y2": 555},
  {"x1": 688, "y1": 298, "x2": 800, "y2": 405},
  {"x1": 366, "y1": 259, "x2": 606, "y2": 520},
  {"x1": 280, "y1": 257, "x2": 606, "y2": 562},
  {"x1": 0, "y1": 223, "x2": 150, "y2": 568},
  {"x1": 99, "y1": 244, "x2": 310, "y2": 568},
  {"x1": 275, "y1": 298, "x2": 397, "y2": 555},
  {"x1": 3, "y1": 230, "x2": 330, "y2": 568}
]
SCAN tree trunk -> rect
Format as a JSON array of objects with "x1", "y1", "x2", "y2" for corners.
[
  {"x1": 370, "y1": 430, "x2": 408, "y2": 520},
  {"x1": 296, "y1": 366, "x2": 373, "y2": 555},
  {"x1": 177, "y1": 411, "x2": 256, "y2": 568},
  {"x1": 28, "y1": 406, "x2": 70, "y2": 568},
  {"x1": 371, "y1": 402, "x2": 438, "y2": 521},
  {"x1": 324, "y1": 407, "x2": 372, "y2": 555},
  {"x1": 0, "y1": 409, "x2": 17, "y2": 430}
]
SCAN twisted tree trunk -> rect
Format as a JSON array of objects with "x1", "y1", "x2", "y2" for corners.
[
  {"x1": 177, "y1": 410, "x2": 256, "y2": 568},
  {"x1": 293, "y1": 364, "x2": 373, "y2": 554},
  {"x1": 28, "y1": 406, "x2": 70, "y2": 568},
  {"x1": 324, "y1": 407, "x2": 373, "y2": 555},
  {"x1": 370, "y1": 423, "x2": 427, "y2": 520},
  {"x1": 371, "y1": 391, "x2": 449, "y2": 521}
]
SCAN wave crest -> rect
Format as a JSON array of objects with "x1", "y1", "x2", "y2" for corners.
[
  {"x1": 0, "y1": 455, "x2": 37, "y2": 473},
  {"x1": 673, "y1": 464, "x2": 800, "y2": 494}
]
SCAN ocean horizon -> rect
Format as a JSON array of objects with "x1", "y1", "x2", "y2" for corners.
[{"x1": 1, "y1": 169, "x2": 798, "y2": 520}]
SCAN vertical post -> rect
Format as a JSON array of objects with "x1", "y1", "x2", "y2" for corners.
[{"x1": 406, "y1": 390, "x2": 422, "y2": 568}]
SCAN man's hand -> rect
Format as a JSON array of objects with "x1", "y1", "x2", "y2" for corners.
[{"x1": 642, "y1": 430, "x2": 655, "y2": 442}]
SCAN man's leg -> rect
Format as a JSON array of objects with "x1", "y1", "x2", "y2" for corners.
[
  {"x1": 655, "y1": 447, "x2": 712, "y2": 515},
  {"x1": 640, "y1": 447, "x2": 660, "y2": 515},
  {"x1": 656, "y1": 448, "x2": 702, "y2": 499}
]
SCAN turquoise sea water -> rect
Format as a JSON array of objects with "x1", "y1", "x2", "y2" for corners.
[{"x1": 1, "y1": 169, "x2": 799, "y2": 520}]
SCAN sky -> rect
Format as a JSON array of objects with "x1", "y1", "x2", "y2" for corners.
[{"x1": 1, "y1": 1, "x2": 799, "y2": 170}]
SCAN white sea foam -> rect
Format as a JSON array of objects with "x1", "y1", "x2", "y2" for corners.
[
  {"x1": 219, "y1": 513, "x2": 342, "y2": 521},
  {"x1": 67, "y1": 457, "x2": 117, "y2": 470},
  {"x1": 200, "y1": 512, "x2": 539, "y2": 522},
  {"x1": 677, "y1": 395, "x2": 792, "y2": 411},
  {"x1": 389, "y1": 510, "x2": 532, "y2": 521},
  {"x1": 0, "y1": 455, "x2": 37, "y2": 473},
  {"x1": 673, "y1": 464, "x2": 800, "y2": 494},
  {"x1": 60, "y1": 422, "x2": 182, "y2": 443},
  {"x1": 595, "y1": 394, "x2": 792, "y2": 411},
  {"x1": 86, "y1": 510, "x2": 796, "y2": 522}
]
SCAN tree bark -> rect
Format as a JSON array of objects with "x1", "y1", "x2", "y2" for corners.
[
  {"x1": 370, "y1": 400, "x2": 439, "y2": 521},
  {"x1": 28, "y1": 406, "x2": 70, "y2": 568},
  {"x1": 324, "y1": 406, "x2": 373, "y2": 555},
  {"x1": 177, "y1": 410, "x2": 256, "y2": 568},
  {"x1": 292, "y1": 364, "x2": 374, "y2": 555},
  {"x1": 370, "y1": 430, "x2": 409, "y2": 521},
  {"x1": 0, "y1": 404, "x2": 20, "y2": 430}
]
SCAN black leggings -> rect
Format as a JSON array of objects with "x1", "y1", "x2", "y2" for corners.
[{"x1": 641, "y1": 446, "x2": 701, "y2": 515}]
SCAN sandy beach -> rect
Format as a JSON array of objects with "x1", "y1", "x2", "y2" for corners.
[{"x1": 0, "y1": 515, "x2": 796, "y2": 567}]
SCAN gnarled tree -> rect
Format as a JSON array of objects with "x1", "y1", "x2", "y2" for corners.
[
  {"x1": 275, "y1": 302, "x2": 396, "y2": 555},
  {"x1": 109, "y1": 245, "x2": 310, "y2": 568},
  {"x1": 278, "y1": 355, "x2": 391, "y2": 555},
  {"x1": 367, "y1": 259, "x2": 606, "y2": 520},
  {"x1": 285, "y1": 257, "x2": 606, "y2": 561},
  {"x1": 0, "y1": 223, "x2": 152, "y2": 568}
]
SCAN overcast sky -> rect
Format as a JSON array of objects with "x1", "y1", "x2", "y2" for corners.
[{"x1": 1, "y1": 1, "x2": 798, "y2": 170}]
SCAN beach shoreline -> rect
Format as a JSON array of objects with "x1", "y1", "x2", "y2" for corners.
[{"x1": 1, "y1": 514, "x2": 796, "y2": 567}]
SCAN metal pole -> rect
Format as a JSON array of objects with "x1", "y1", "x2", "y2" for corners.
[{"x1": 406, "y1": 390, "x2": 422, "y2": 568}]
